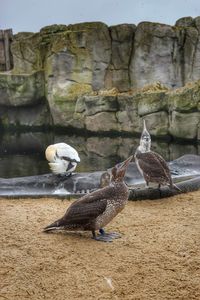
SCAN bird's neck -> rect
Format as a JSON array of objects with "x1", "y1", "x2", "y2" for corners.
[
  {"x1": 111, "y1": 180, "x2": 127, "y2": 190},
  {"x1": 136, "y1": 144, "x2": 151, "y2": 154}
]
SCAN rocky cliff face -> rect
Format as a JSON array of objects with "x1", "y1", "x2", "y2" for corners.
[{"x1": 0, "y1": 17, "x2": 199, "y2": 140}]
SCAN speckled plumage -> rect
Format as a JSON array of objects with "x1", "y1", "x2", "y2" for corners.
[
  {"x1": 135, "y1": 150, "x2": 173, "y2": 187},
  {"x1": 135, "y1": 120, "x2": 180, "y2": 190},
  {"x1": 43, "y1": 156, "x2": 132, "y2": 239}
]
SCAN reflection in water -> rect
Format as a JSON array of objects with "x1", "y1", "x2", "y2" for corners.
[{"x1": 0, "y1": 132, "x2": 199, "y2": 178}]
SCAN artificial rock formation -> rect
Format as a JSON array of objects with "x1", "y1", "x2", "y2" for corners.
[{"x1": 0, "y1": 17, "x2": 199, "y2": 140}]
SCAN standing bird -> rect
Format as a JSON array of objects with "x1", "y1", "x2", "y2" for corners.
[
  {"x1": 43, "y1": 155, "x2": 133, "y2": 242},
  {"x1": 45, "y1": 143, "x2": 80, "y2": 176},
  {"x1": 134, "y1": 120, "x2": 181, "y2": 191}
]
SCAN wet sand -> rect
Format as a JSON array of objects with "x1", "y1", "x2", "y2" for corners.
[{"x1": 1, "y1": 191, "x2": 200, "y2": 300}]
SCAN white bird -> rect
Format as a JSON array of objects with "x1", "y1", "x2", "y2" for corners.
[{"x1": 45, "y1": 143, "x2": 80, "y2": 176}]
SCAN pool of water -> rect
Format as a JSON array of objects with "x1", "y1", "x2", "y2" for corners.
[{"x1": 0, "y1": 132, "x2": 199, "y2": 178}]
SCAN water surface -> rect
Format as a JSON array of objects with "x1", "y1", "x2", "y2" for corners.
[{"x1": 0, "y1": 132, "x2": 199, "y2": 178}]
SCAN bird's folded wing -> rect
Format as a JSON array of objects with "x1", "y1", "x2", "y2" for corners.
[
  {"x1": 62, "y1": 198, "x2": 107, "y2": 224},
  {"x1": 152, "y1": 152, "x2": 171, "y2": 176},
  {"x1": 74, "y1": 185, "x2": 116, "y2": 205},
  {"x1": 137, "y1": 152, "x2": 167, "y2": 176},
  {"x1": 57, "y1": 146, "x2": 79, "y2": 162}
]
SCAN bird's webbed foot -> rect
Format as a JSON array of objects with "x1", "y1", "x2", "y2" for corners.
[{"x1": 92, "y1": 229, "x2": 122, "y2": 242}]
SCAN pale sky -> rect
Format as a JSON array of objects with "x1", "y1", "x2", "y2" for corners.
[{"x1": 1, "y1": 0, "x2": 200, "y2": 34}]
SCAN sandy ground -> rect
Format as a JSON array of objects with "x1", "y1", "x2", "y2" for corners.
[{"x1": 1, "y1": 191, "x2": 200, "y2": 300}]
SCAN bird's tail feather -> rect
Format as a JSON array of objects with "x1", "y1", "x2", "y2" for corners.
[
  {"x1": 172, "y1": 183, "x2": 182, "y2": 192},
  {"x1": 43, "y1": 218, "x2": 63, "y2": 232}
]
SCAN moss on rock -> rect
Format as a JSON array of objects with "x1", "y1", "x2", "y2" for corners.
[
  {"x1": 168, "y1": 80, "x2": 200, "y2": 112},
  {"x1": 0, "y1": 72, "x2": 45, "y2": 106}
]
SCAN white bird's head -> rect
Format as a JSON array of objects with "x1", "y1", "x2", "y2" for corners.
[
  {"x1": 138, "y1": 120, "x2": 151, "y2": 153},
  {"x1": 45, "y1": 145, "x2": 57, "y2": 162},
  {"x1": 45, "y1": 143, "x2": 80, "y2": 175}
]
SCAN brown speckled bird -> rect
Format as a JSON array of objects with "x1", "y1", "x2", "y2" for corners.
[
  {"x1": 135, "y1": 120, "x2": 181, "y2": 191},
  {"x1": 43, "y1": 156, "x2": 133, "y2": 242}
]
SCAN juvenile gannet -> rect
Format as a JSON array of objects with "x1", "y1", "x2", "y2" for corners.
[
  {"x1": 134, "y1": 120, "x2": 181, "y2": 191},
  {"x1": 43, "y1": 156, "x2": 133, "y2": 242}
]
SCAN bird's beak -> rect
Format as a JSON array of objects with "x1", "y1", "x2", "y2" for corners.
[
  {"x1": 143, "y1": 119, "x2": 146, "y2": 130},
  {"x1": 120, "y1": 155, "x2": 133, "y2": 169}
]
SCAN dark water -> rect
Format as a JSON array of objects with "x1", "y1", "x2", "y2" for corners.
[{"x1": 0, "y1": 132, "x2": 199, "y2": 178}]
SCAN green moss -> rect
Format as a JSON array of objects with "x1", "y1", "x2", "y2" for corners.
[
  {"x1": 1, "y1": 115, "x2": 10, "y2": 127},
  {"x1": 54, "y1": 83, "x2": 92, "y2": 105},
  {"x1": 10, "y1": 22, "x2": 109, "y2": 75},
  {"x1": 137, "y1": 92, "x2": 167, "y2": 116},
  {"x1": 40, "y1": 24, "x2": 68, "y2": 34},
  {"x1": 168, "y1": 80, "x2": 200, "y2": 112},
  {"x1": 67, "y1": 22, "x2": 108, "y2": 31},
  {"x1": 156, "y1": 126, "x2": 168, "y2": 136},
  {"x1": 14, "y1": 32, "x2": 35, "y2": 40},
  {"x1": 11, "y1": 32, "x2": 43, "y2": 73},
  {"x1": 67, "y1": 83, "x2": 92, "y2": 99}
]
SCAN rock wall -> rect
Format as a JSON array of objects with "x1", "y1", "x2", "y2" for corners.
[
  {"x1": 0, "y1": 29, "x2": 13, "y2": 71},
  {"x1": 75, "y1": 81, "x2": 200, "y2": 140},
  {"x1": 0, "y1": 17, "x2": 200, "y2": 140}
]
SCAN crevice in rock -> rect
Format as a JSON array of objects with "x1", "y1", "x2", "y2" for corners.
[
  {"x1": 191, "y1": 33, "x2": 200, "y2": 80},
  {"x1": 180, "y1": 28, "x2": 187, "y2": 86},
  {"x1": 128, "y1": 28, "x2": 136, "y2": 89}
]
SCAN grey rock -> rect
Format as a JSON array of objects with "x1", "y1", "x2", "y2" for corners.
[
  {"x1": 169, "y1": 111, "x2": 200, "y2": 140},
  {"x1": 11, "y1": 31, "x2": 43, "y2": 73},
  {"x1": 169, "y1": 143, "x2": 198, "y2": 161},
  {"x1": 0, "y1": 71, "x2": 44, "y2": 106},
  {"x1": 0, "y1": 20, "x2": 200, "y2": 141},
  {"x1": 130, "y1": 22, "x2": 182, "y2": 89},
  {"x1": 83, "y1": 95, "x2": 118, "y2": 116},
  {"x1": 0, "y1": 103, "x2": 51, "y2": 128},
  {"x1": 117, "y1": 94, "x2": 140, "y2": 133},
  {"x1": 142, "y1": 111, "x2": 169, "y2": 137},
  {"x1": 168, "y1": 81, "x2": 200, "y2": 112},
  {"x1": 106, "y1": 24, "x2": 136, "y2": 91},
  {"x1": 183, "y1": 27, "x2": 200, "y2": 83},
  {"x1": 194, "y1": 17, "x2": 200, "y2": 31},
  {"x1": 105, "y1": 69, "x2": 130, "y2": 92},
  {"x1": 137, "y1": 92, "x2": 167, "y2": 116},
  {"x1": 175, "y1": 17, "x2": 195, "y2": 27},
  {"x1": 85, "y1": 112, "x2": 119, "y2": 132}
]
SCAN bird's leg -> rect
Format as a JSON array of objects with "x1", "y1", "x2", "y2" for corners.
[
  {"x1": 64, "y1": 172, "x2": 72, "y2": 178},
  {"x1": 158, "y1": 183, "x2": 162, "y2": 197},
  {"x1": 92, "y1": 230, "x2": 97, "y2": 239},
  {"x1": 145, "y1": 181, "x2": 153, "y2": 189},
  {"x1": 145, "y1": 181, "x2": 150, "y2": 188},
  {"x1": 92, "y1": 229, "x2": 121, "y2": 242},
  {"x1": 57, "y1": 173, "x2": 71, "y2": 179},
  {"x1": 99, "y1": 228, "x2": 105, "y2": 235}
]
